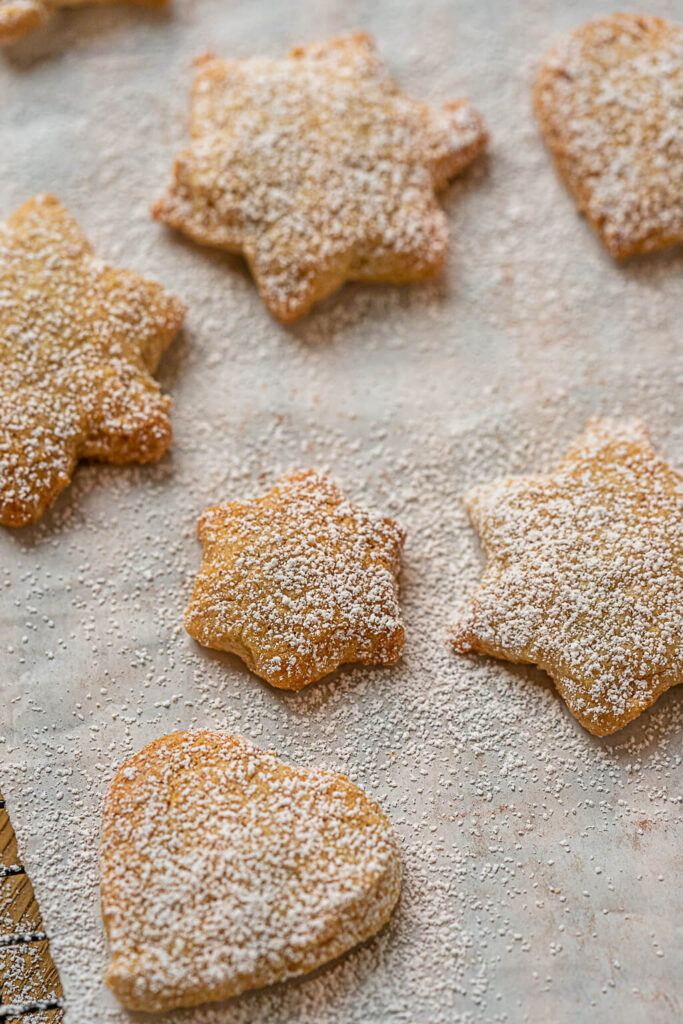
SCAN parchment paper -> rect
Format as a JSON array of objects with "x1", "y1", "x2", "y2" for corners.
[{"x1": 0, "y1": 1, "x2": 681, "y2": 1022}]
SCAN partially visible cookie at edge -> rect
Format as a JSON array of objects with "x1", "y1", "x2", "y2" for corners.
[
  {"x1": 0, "y1": 193, "x2": 185, "y2": 527},
  {"x1": 533, "y1": 13, "x2": 683, "y2": 258},
  {"x1": 0, "y1": 0, "x2": 167, "y2": 45},
  {"x1": 100, "y1": 729, "x2": 401, "y2": 1011},
  {"x1": 0, "y1": 1, "x2": 48, "y2": 43}
]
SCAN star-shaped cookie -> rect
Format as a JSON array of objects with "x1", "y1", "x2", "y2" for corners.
[
  {"x1": 453, "y1": 418, "x2": 683, "y2": 736},
  {"x1": 0, "y1": 194, "x2": 185, "y2": 527},
  {"x1": 100, "y1": 730, "x2": 401, "y2": 1011},
  {"x1": 534, "y1": 13, "x2": 683, "y2": 258},
  {"x1": 152, "y1": 32, "x2": 487, "y2": 322},
  {"x1": 185, "y1": 470, "x2": 405, "y2": 689},
  {"x1": 0, "y1": 0, "x2": 166, "y2": 45}
]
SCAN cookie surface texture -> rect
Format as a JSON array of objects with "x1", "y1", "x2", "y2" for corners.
[
  {"x1": 0, "y1": 0, "x2": 166, "y2": 44},
  {"x1": 453, "y1": 417, "x2": 683, "y2": 736},
  {"x1": 533, "y1": 13, "x2": 683, "y2": 258},
  {"x1": 0, "y1": 194, "x2": 185, "y2": 527},
  {"x1": 0, "y1": 2, "x2": 48, "y2": 43},
  {"x1": 185, "y1": 469, "x2": 405, "y2": 689},
  {"x1": 100, "y1": 730, "x2": 401, "y2": 1011},
  {"x1": 152, "y1": 32, "x2": 487, "y2": 321}
]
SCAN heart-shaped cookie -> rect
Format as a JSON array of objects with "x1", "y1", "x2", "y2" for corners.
[
  {"x1": 100, "y1": 731, "x2": 401, "y2": 1011},
  {"x1": 533, "y1": 13, "x2": 683, "y2": 258}
]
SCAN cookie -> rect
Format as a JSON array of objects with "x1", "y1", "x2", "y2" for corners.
[
  {"x1": 185, "y1": 470, "x2": 405, "y2": 689},
  {"x1": 533, "y1": 13, "x2": 683, "y2": 258},
  {"x1": 0, "y1": 2, "x2": 47, "y2": 43},
  {"x1": 100, "y1": 730, "x2": 401, "y2": 1011},
  {"x1": 152, "y1": 32, "x2": 487, "y2": 321},
  {"x1": 453, "y1": 417, "x2": 683, "y2": 736},
  {"x1": 0, "y1": 0, "x2": 166, "y2": 45},
  {"x1": 0, "y1": 194, "x2": 185, "y2": 527}
]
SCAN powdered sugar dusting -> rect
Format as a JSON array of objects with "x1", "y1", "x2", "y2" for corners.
[
  {"x1": 185, "y1": 470, "x2": 405, "y2": 689},
  {"x1": 0, "y1": 1, "x2": 681, "y2": 1022},
  {"x1": 454, "y1": 417, "x2": 683, "y2": 735},
  {"x1": 0, "y1": 193, "x2": 185, "y2": 527},
  {"x1": 533, "y1": 13, "x2": 683, "y2": 257},
  {"x1": 100, "y1": 729, "x2": 401, "y2": 1010},
  {"x1": 153, "y1": 32, "x2": 486, "y2": 321}
]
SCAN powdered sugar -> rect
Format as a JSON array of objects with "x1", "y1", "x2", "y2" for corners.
[
  {"x1": 0, "y1": 1, "x2": 681, "y2": 1022},
  {"x1": 100, "y1": 730, "x2": 400, "y2": 1010},
  {"x1": 0, "y1": 194, "x2": 185, "y2": 527},
  {"x1": 185, "y1": 471, "x2": 404, "y2": 689},
  {"x1": 534, "y1": 13, "x2": 683, "y2": 257},
  {"x1": 454, "y1": 417, "x2": 683, "y2": 735},
  {"x1": 153, "y1": 33, "x2": 486, "y2": 321}
]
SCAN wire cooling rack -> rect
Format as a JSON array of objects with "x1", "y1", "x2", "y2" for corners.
[{"x1": 0, "y1": 792, "x2": 64, "y2": 1022}]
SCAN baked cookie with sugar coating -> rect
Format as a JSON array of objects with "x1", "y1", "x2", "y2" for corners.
[
  {"x1": 533, "y1": 13, "x2": 683, "y2": 258},
  {"x1": 185, "y1": 470, "x2": 405, "y2": 688},
  {"x1": 100, "y1": 730, "x2": 401, "y2": 1011},
  {"x1": 0, "y1": 194, "x2": 185, "y2": 527},
  {"x1": 453, "y1": 417, "x2": 683, "y2": 736},
  {"x1": 0, "y1": 0, "x2": 166, "y2": 44},
  {"x1": 152, "y1": 32, "x2": 487, "y2": 321},
  {"x1": 0, "y1": 1, "x2": 47, "y2": 42}
]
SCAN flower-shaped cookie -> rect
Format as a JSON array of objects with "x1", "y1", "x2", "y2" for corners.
[
  {"x1": 454, "y1": 418, "x2": 683, "y2": 736},
  {"x1": 153, "y1": 32, "x2": 487, "y2": 321},
  {"x1": 185, "y1": 470, "x2": 405, "y2": 688},
  {"x1": 0, "y1": 194, "x2": 185, "y2": 526},
  {"x1": 534, "y1": 13, "x2": 683, "y2": 257},
  {"x1": 101, "y1": 730, "x2": 401, "y2": 1011}
]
